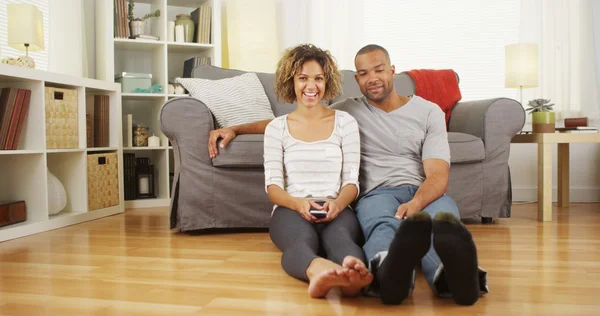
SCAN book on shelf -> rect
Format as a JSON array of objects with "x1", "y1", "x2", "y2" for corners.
[
  {"x1": 183, "y1": 56, "x2": 212, "y2": 78},
  {"x1": 0, "y1": 87, "x2": 32, "y2": 150},
  {"x1": 0, "y1": 200, "x2": 26, "y2": 228},
  {"x1": 114, "y1": 0, "x2": 130, "y2": 39},
  {"x1": 93, "y1": 95, "x2": 110, "y2": 147},
  {"x1": 124, "y1": 153, "x2": 137, "y2": 200},
  {"x1": 564, "y1": 117, "x2": 588, "y2": 128},
  {"x1": 190, "y1": 5, "x2": 212, "y2": 44},
  {"x1": 556, "y1": 126, "x2": 598, "y2": 133}
]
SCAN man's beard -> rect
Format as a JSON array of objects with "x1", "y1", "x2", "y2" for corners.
[{"x1": 364, "y1": 82, "x2": 392, "y2": 103}]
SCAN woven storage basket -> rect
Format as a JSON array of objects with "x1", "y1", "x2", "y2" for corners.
[
  {"x1": 45, "y1": 87, "x2": 78, "y2": 149},
  {"x1": 87, "y1": 152, "x2": 119, "y2": 211}
]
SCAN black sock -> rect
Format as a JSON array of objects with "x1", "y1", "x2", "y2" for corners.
[
  {"x1": 377, "y1": 212, "x2": 432, "y2": 305},
  {"x1": 432, "y1": 212, "x2": 480, "y2": 306}
]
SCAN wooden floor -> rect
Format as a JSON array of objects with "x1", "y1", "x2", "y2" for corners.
[{"x1": 1, "y1": 203, "x2": 599, "y2": 315}]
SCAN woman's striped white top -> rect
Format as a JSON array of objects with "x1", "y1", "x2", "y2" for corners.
[{"x1": 263, "y1": 110, "x2": 361, "y2": 201}]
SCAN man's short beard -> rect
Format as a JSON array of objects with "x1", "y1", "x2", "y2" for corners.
[{"x1": 364, "y1": 84, "x2": 392, "y2": 103}]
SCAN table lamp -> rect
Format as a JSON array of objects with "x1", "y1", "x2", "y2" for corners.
[
  {"x1": 505, "y1": 43, "x2": 538, "y2": 106},
  {"x1": 7, "y1": 3, "x2": 44, "y2": 68}
]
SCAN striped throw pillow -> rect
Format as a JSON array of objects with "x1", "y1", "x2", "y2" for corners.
[{"x1": 176, "y1": 73, "x2": 275, "y2": 128}]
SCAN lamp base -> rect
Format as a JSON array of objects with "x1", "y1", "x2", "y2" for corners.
[{"x1": 1, "y1": 55, "x2": 35, "y2": 68}]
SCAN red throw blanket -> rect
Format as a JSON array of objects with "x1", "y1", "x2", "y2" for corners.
[{"x1": 405, "y1": 69, "x2": 462, "y2": 129}]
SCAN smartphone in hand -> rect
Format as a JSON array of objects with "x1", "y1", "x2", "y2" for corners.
[{"x1": 309, "y1": 209, "x2": 327, "y2": 219}]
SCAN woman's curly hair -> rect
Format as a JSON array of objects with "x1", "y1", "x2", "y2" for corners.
[{"x1": 274, "y1": 44, "x2": 342, "y2": 103}]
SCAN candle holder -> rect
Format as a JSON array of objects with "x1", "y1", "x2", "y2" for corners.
[{"x1": 136, "y1": 157, "x2": 156, "y2": 199}]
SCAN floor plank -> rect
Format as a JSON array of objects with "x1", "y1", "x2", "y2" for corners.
[{"x1": 1, "y1": 202, "x2": 599, "y2": 315}]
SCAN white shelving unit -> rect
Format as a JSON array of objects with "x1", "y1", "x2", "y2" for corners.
[
  {"x1": 96, "y1": 0, "x2": 221, "y2": 209},
  {"x1": 0, "y1": 64, "x2": 124, "y2": 242}
]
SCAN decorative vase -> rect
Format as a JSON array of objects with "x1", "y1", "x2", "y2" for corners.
[
  {"x1": 532, "y1": 112, "x2": 556, "y2": 133},
  {"x1": 129, "y1": 20, "x2": 145, "y2": 37},
  {"x1": 47, "y1": 170, "x2": 67, "y2": 215},
  {"x1": 175, "y1": 14, "x2": 195, "y2": 42}
]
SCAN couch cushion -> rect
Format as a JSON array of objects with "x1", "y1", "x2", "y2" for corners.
[
  {"x1": 212, "y1": 134, "x2": 264, "y2": 167},
  {"x1": 176, "y1": 74, "x2": 275, "y2": 128},
  {"x1": 213, "y1": 133, "x2": 484, "y2": 167},
  {"x1": 448, "y1": 132, "x2": 485, "y2": 164},
  {"x1": 191, "y1": 64, "x2": 295, "y2": 117}
]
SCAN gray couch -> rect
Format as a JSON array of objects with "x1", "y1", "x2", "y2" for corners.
[{"x1": 159, "y1": 65, "x2": 525, "y2": 232}]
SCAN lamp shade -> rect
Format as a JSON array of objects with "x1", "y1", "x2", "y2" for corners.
[
  {"x1": 505, "y1": 43, "x2": 538, "y2": 88},
  {"x1": 7, "y1": 4, "x2": 44, "y2": 52}
]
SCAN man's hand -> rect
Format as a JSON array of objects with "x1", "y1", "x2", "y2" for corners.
[
  {"x1": 395, "y1": 201, "x2": 422, "y2": 220},
  {"x1": 208, "y1": 127, "x2": 236, "y2": 158},
  {"x1": 315, "y1": 200, "x2": 344, "y2": 223},
  {"x1": 294, "y1": 198, "x2": 322, "y2": 222}
]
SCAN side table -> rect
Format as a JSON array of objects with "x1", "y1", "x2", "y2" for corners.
[{"x1": 511, "y1": 132, "x2": 600, "y2": 221}]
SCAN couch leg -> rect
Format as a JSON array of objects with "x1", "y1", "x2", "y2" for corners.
[{"x1": 481, "y1": 217, "x2": 493, "y2": 224}]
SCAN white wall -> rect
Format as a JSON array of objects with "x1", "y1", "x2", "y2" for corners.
[
  {"x1": 48, "y1": 0, "x2": 82, "y2": 76},
  {"x1": 48, "y1": 0, "x2": 96, "y2": 78},
  {"x1": 222, "y1": 0, "x2": 279, "y2": 72}
]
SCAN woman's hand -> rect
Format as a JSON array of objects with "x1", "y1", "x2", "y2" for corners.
[
  {"x1": 315, "y1": 200, "x2": 344, "y2": 223},
  {"x1": 294, "y1": 198, "x2": 322, "y2": 222}
]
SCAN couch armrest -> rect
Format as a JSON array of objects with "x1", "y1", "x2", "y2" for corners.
[
  {"x1": 159, "y1": 96, "x2": 215, "y2": 166},
  {"x1": 449, "y1": 98, "x2": 525, "y2": 159}
]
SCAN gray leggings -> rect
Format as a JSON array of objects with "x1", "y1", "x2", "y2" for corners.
[{"x1": 269, "y1": 206, "x2": 366, "y2": 282}]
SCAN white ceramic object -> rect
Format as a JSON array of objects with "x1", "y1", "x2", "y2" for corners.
[
  {"x1": 148, "y1": 134, "x2": 160, "y2": 147},
  {"x1": 47, "y1": 170, "x2": 67, "y2": 215}
]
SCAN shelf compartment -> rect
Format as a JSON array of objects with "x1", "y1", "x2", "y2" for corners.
[
  {"x1": 86, "y1": 90, "x2": 121, "y2": 149},
  {"x1": 0, "y1": 79, "x2": 45, "y2": 151},
  {"x1": 47, "y1": 151, "x2": 88, "y2": 215},
  {"x1": 122, "y1": 98, "x2": 168, "y2": 149},
  {"x1": 123, "y1": 150, "x2": 169, "y2": 202},
  {"x1": 0, "y1": 154, "x2": 48, "y2": 223}
]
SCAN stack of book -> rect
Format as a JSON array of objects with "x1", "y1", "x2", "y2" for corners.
[
  {"x1": 123, "y1": 153, "x2": 137, "y2": 200},
  {"x1": 92, "y1": 95, "x2": 110, "y2": 147},
  {"x1": 556, "y1": 126, "x2": 598, "y2": 133},
  {"x1": 113, "y1": 0, "x2": 130, "y2": 39},
  {"x1": 183, "y1": 56, "x2": 212, "y2": 78},
  {"x1": 557, "y1": 117, "x2": 598, "y2": 133},
  {"x1": 191, "y1": 6, "x2": 212, "y2": 44},
  {"x1": 0, "y1": 88, "x2": 31, "y2": 150}
]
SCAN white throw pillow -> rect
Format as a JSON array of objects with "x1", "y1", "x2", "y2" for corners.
[{"x1": 176, "y1": 73, "x2": 275, "y2": 128}]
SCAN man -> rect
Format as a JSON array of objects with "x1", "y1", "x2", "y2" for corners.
[{"x1": 208, "y1": 44, "x2": 487, "y2": 305}]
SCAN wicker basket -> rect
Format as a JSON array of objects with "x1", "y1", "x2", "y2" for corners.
[
  {"x1": 45, "y1": 87, "x2": 78, "y2": 149},
  {"x1": 87, "y1": 152, "x2": 119, "y2": 211}
]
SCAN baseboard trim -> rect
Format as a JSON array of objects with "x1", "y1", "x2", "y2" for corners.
[{"x1": 512, "y1": 187, "x2": 600, "y2": 202}]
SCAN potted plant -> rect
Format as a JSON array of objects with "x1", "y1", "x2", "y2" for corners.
[
  {"x1": 128, "y1": 0, "x2": 161, "y2": 37},
  {"x1": 526, "y1": 98, "x2": 556, "y2": 133}
]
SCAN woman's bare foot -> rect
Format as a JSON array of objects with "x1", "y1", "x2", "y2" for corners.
[
  {"x1": 340, "y1": 256, "x2": 374, "y2": 297},
  {"x1": 306, "y1": 259, "x2": 351, "y2": 298}
]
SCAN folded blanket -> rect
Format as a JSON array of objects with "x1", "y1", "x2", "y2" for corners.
[{"x1": 405, "y1": 69, "x2": 461, "y2": 129}]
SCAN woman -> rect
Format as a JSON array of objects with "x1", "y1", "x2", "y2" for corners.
[{"x1": 264, "y1": 44, "x2": 372, "y2": 298}]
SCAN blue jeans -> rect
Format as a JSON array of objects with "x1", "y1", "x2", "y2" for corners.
[{"x1": 354, "y1": 185, "x2": 466, "y2": 296}]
